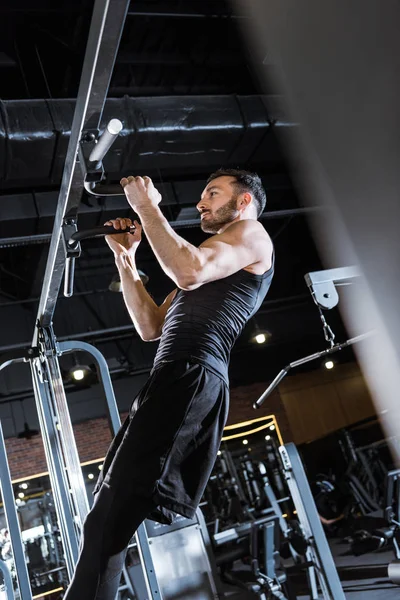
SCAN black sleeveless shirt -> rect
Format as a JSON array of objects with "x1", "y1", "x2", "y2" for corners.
[{"x1": 153, "y1": 258, "x2": 274, "y2": 384}]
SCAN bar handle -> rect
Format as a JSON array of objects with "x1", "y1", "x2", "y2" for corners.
[
  {"x1": 64, "y1": 257, "x2": 76, "y2": 297},
  {"x1": 88, "y1": 119, "x2": 123, "y2": 164}
]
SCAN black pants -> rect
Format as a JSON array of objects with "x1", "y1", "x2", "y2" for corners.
[
  {"x1": 63, "y1": 482, "x2": 156, "y2": 600},
  {"x1": 64, "y1": 360, "x2": 229, "y2": 599}
]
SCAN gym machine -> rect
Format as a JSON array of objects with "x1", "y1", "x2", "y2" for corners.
[
  {"x1": 254, "y1": 266, "x2": 371, "y2": 410},
  {"x1": 206, "y1": 439, "x2": 345, "y2": 599}
]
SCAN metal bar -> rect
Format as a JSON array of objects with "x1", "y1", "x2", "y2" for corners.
[
  {"x1": 30, "y1": 358, "x2": 80, "y2": 577},
  {"x1": 58, "y1": 340, "x2": 121, "y2": 435},
  {"x1": 0, "y1": 421, "x2": 32, "y2": 599},
  {"x1": 280, "y1": 444, "x2": 345, "y2": 599},
  {"x1": 34, "y1": 0, "x2": 130, "y2": 333},
  {"x1": 58, "y1": 340, "x2": 163, "y2": 599},
  {"x1": 45, "y1": 352, "x2": 90, "y2": 529},
  {"x1": 254, "y1": 331, "x2": 373, "y2": 408}
]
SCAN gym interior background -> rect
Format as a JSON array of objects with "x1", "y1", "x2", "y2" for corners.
[{"x1": 0, "y1": 1, "x2": 398, "y2": 599}]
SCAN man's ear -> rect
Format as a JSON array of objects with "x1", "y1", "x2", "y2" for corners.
[{"x1": 239, "y1": 192, "x2": 252, "y2": 210}]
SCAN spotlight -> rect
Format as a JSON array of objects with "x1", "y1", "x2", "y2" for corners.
[
  {"x1": 252, "y1": 331, "x2": 271, "y2": 344},
  {"x1": 88, "y1": 473, "x2": 94, "y2": 480},
  {"x1": 109, "y1": 269, "x2": 149, "y2": 292},
  {"x1": 269, "y1": 425, "x2": 275, "y2": 431},
  {"x1": 69, "y1": 364, "x2": 92, "y2": 383},
  {"x1": 217, "y1": 451, "x2": 222, "y2": 456},
  {"x1": 325, "y1": 360, "x2": 335, "y2": 370},
  {"x1": 265, "y1": 435, "x2": 271, "y2": 441},
  {"x1": 18, "y1": 493, "x2": 25, "y2": 499},
  {"x1": 242, "y1": 439, "x2": 248, "y2": 445},
  {"x1": 19, "y1": 483, "x2": 28, "y2": 490}
]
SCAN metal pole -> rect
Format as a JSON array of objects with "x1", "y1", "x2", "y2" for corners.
[
  {"x1": 30, "y1": 358, "x2": 80, "y2": 578},
  {"x1": 33, "y1": 0, "x2": 130, "y2": 336},
  {"x1": 45, "y1": 352, "x2": 90, "y2": 527},
  {"x1": 0, "y1": 421, "x2": 32, "y2": 600},
  {"x1": 280, "y1": 444, "x2": 345, "y2": 599},
  {"x1": 254, "y1": 331, "x2": 373, "y2": 408}
]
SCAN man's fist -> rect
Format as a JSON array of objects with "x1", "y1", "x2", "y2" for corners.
[
  {"x1": 120, "y1": 175, "x2": 162, "y2": 212},
  {"x1": 104, "y1": 217, "x2": 142, "y2": 256}
]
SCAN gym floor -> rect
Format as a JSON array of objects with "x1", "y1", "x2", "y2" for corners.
[
  {"x1": 221, "y1": 538, "x2": 399, "y2": 599},
  {"x1": 297, "y1": 539, "x2": 399, "y2": 599},
  {"x1": 328, "y1": 539, "x2": 398, "y2": 599}
]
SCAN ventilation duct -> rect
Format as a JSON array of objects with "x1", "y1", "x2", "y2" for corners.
[{"x1": 0, "y1": 95, "x2": 292, "y2": 190}]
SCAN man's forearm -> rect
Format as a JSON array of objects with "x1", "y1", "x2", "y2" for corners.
[
  {"x1": 115, "y1": 253, "x2": 162, "y2": 341},
  {"x1": 138, "y1": 204, "x2": 201, "y2": 288}
]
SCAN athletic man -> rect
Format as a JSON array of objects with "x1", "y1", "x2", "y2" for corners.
[{"x1": 64, "y1": 168, "x2": 274, "y2": 599}]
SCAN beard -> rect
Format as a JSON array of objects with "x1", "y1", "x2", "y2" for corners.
[{"x1": 200, "y1": 195, "x2": 239, "y2": 234}]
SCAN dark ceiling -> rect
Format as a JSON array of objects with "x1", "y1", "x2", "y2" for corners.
[{"x1": 0, "y1": 0, "x2": 355, "y2": 399}]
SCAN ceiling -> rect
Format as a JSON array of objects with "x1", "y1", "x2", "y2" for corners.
[{"x1": 0, "y1": 0, "x2": 356, "y2": 402}]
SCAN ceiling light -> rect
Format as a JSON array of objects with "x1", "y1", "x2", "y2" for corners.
[
  {"x1": 18, "y1": 493, "x2": 25, "y2": 499},
  {"x1": 265, "y1": 435, "x2": 271, "y2": 441},
  {"x1": 269, "y1": 425, "x2": 275, "y2": 431},
  {"x1": 69, "y1": 364, "x2": 92, "y2": 383},
  {"x1": 325, "y1": 360, "x2": 334, "y2": 370},
  {"x1": 251, "y1": 330, "x2": 271, "y2": 344},
  {"x1": 255, "y1": 333, "x2": 267, "y2": 344},
  {"x1": 242, "y1": 439, "x2": 248, "y2": 445},
  {"x1": 88, "y1": 473, "x2": 94, "y2": 480}
]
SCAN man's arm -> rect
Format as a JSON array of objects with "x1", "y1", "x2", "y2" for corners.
[
  {"x1": 138, "y1": 205, "x2": 270, "y2": 290},
  {"x1": 116, "y1": 252, "x2": 177, "y2": 341}
]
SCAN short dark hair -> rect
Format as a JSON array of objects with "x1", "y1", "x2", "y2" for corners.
[{"x1": 206, "y1": 168, "x2": 266, "y2": 218}]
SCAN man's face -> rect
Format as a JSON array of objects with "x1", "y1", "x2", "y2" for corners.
[{"x1": 197, "y1": 176, "x2": 240, "y2": 234}]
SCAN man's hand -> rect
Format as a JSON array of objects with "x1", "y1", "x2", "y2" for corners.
[
  {"x1": 104, "y1": 217, "x2": 142, "y2": 257},
  {"x1": 120, "y1": 175, "x2": 162, "y2": 213}
]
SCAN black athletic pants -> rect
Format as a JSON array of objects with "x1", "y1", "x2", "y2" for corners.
[
  {"x1": 63, "y1": 359, "x2": 228, "y2": 599},
  {"x1": 63, "y1": 482, "x2": 156, "y2": 600}
]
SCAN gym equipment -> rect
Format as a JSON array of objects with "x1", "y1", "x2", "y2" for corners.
[
  {"x1": 0, "y1": 421, "x2": 32, "y2": 599},
  {"x1": 203, "y1": 438, "x2": 345, "y2": 599},
  {"x1": 123, "y1": 511, "x2": 221, "y2": 600},
  {"x1": 254, "y1": 266, "x2": 371, "y2": 409},
  {"x1": 279, "y1": 444, "x2": 345, "y2": 599}
]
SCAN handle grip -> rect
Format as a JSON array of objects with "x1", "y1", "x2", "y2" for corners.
[{"x1": 68, "y1": 225, "x2": 135, "y2": 245}]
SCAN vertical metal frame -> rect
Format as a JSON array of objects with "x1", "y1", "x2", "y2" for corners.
[
  {"x1": 34, "y1": 0, "x2": 131, "y2": 333},
  {"x1": 30, "y1": 357, "x2": 81, "y2": 577},
  {"x1": 0, "y1": 421, "x2": 32, "y2": 599},
  {"x1": 17, "y1": 0, "x2": 131, "y2": 587},
  {"x1": 279, "y1": 443, "x2": 345, "y2": 600}
]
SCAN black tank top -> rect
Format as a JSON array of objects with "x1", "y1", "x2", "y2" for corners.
[{"x1": 153, "y1": 257, "x2": 274, "y2": 384}]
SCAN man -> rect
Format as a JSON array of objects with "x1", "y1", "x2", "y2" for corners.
[{"x1": 64, "y1": 168, "x2": 274, "y2": 599}]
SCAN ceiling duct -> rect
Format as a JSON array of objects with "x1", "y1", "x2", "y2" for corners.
[{"x1": 0, "y1": 95, "x2": 292, "y2": 190}]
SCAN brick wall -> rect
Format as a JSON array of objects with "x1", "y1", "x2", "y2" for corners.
[{"x1": 4, "y1": 382, "x2": 292, "y2": 481}]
